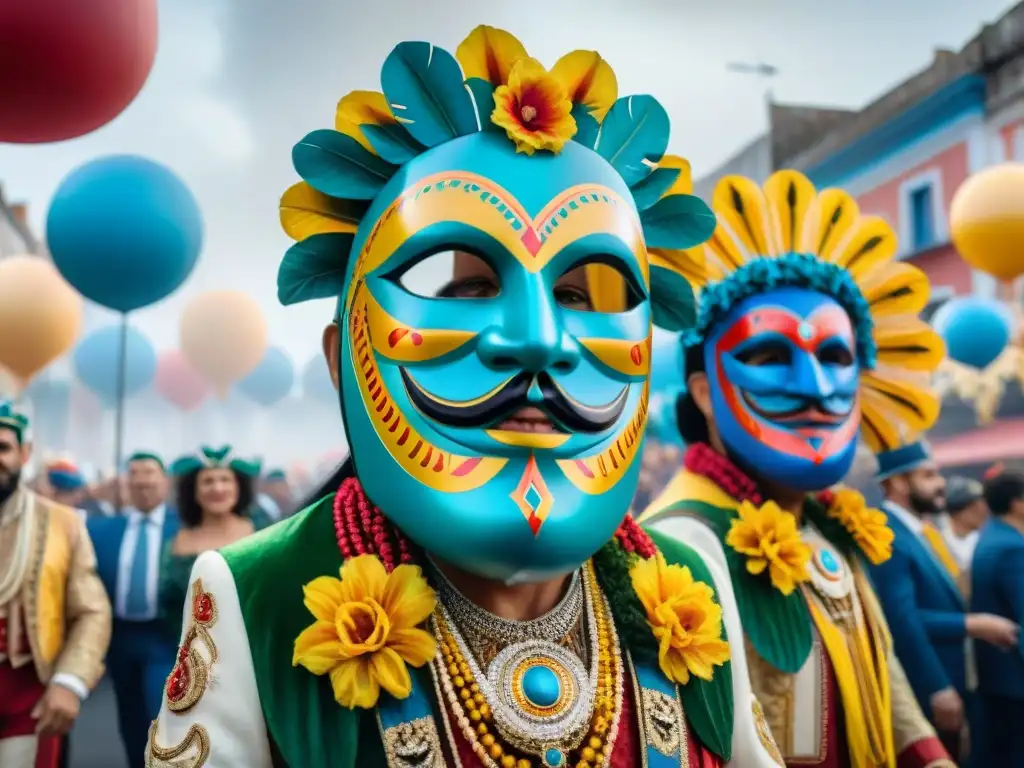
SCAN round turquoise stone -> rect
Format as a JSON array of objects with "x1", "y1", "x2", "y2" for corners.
[
  {"x1": 543, "y1": 747, "x2": 565, "y2": 767},
  {"x1": 522, "y1": 664, "x2": 562, "y2": 708},
  {"x1": 820, "y1": 550, "x2": 839, "y2": 574}
]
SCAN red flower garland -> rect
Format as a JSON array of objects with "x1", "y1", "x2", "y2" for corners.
[
  {"x1": 683, "y1": 442, "x2": 761, "y2": 505},
  {"x1": 331, "y1": 476, "x2": 657, "y2": 570}
]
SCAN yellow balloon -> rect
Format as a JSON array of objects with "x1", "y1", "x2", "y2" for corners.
[
  {"x1": 0, "y1": 255, "x2": 82, "y2": 385},
  {"x1": 179, "y1": 290, "x2": 267, "y2": 396},
  {"x1": 950, "y1": 163, "x2": 1024, "y2": 282}
]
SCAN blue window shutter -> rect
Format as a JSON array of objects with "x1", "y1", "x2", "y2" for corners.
[{"x1": 909, "y1": 186, "x2": 935, "y2": 251}]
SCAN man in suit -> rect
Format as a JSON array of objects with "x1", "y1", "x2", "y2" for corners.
[
  {"x1": 871, "y1": 440, "x2": 1018, "y2": 763},
  {"x1": 972, "y1": 471, "x2": 1024, "y2": 766},
  {"x1": 0, "y1": 402, "x2": 111, "y2": 768},
  {"x1": 88, "y1": 451, "x2": 178, "y2": 768}
]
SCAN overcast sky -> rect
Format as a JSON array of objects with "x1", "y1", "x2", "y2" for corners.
[{"x1": 0, "y1": 0, "x2": 1015, "y2": 369}]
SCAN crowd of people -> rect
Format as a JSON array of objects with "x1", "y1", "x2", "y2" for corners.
[{"x1": 5, "y1": 19, "x2": 1024, "y2": 768}]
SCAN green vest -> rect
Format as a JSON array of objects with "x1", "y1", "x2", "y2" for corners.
[{"x1": 221, "y1": 497, "x2": 734, "y2": 767}]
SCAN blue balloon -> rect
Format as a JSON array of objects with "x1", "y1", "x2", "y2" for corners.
[
  {"x1": 47, "y1": 155, "x2": 203, "y2": 313},
  {"x1": 932, "y1": 297, "x2": 1012, "y2": 369},
  {"x1": 238, "y1": 347, "x2": 295, "y2": 407},
  {"x1": 73, "y1": 325, "x2": 157, "y2": 405},
  {"x1": 302, "y1": 355, "x2": 336, "y2": 404}
]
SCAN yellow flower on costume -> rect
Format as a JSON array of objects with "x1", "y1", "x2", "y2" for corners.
[
  {"x1": 630, "y1": 552, "x2": 731, "y2": 685},
  {"x1": 826, "y1": 488, "x2": 894, "y2": 565},
  {"x1": 292, "y1": 555, "x2": 437, "y2": 709},
  {"x1": 726, "y1": 501, "x2": 812, "y2": 596},
  {"x1": 491, "y1": 57, "x2": 577, "y2": 155}
]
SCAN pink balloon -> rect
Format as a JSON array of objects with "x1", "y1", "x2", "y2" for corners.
[{"x1": 155, "y1": 350, "x2": 210, "y2": 412}]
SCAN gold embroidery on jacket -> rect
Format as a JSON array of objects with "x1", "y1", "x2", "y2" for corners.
[
  {"x1": 379, "y1": 715, "x2": 446, "y2": 768},
  {"x1": 165, "y1": 579, "x2": 219, "y2": 713},
  {"x1": 146, "y1": 721, "x2": 210, "y2": 767}
]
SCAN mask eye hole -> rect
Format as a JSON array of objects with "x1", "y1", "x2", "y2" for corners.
[
  {"x1": 392, "y1": 250, "x2": 500, "y2": 299},
  {"x1": 736, "y1": 340, "x2": 792, "y2": 366},
  {"x1": 818, "y1": 341, "x2": 854, "y2": 366},
  {"x1": 557, "y1": 257, "x2": 643, "y2": 313}
]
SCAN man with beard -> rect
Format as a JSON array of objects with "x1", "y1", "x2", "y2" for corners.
[
  {"x1": 641, "y1": 170, "x2": 956, "y2": 767},
  {"x1": 873, "y1": 441, "x2": 1017, "y2": 763},
  {"x1": 0, "y1": 402, "x2": 111, "y2": 767},
  {"x1": 145, "y1": 24, "x2": 785, "y2": 768}
]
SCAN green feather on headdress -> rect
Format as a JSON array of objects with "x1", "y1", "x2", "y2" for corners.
[{"x1": 0, "y1": 401, "x2": 29, "y2": 443}]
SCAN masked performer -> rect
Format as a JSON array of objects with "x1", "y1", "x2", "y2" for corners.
[
  {"x1": 0, "y1": 402, "x2": 111, "y2": 767},
  {"x1": 146, "y1": 25, "x2": 788, "y2": 768},
  {"x1": 640, "y1": 171, "x2": 955, "y2": 768}
]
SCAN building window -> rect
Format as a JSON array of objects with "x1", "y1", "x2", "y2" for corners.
[{"x1": 909, "y1": 185, "x2": 936, "y2": 251}]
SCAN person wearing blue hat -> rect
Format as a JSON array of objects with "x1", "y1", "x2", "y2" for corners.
[
  {"x1": 87, "y1": 450, "x2": 179, "y2": 768},
  {"x1": 872, "y1": 440, "x2": 1018, "y2": 764},
  {"x1": 971, "y1": 471, "x2": 1024, "y2": 766}
]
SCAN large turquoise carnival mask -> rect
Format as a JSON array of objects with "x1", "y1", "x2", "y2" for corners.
[
  {"x1": 683, "y1": 171, "x2": 946, "y2": 490},
  {"x1": 277, "y1": 26, "x2": 716, "y2": 581}
]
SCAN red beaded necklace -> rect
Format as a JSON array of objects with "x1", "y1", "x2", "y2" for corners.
[
  {"x1": 331, "y1": 476, "x2": 657, "y2": 572},
  {"x1": 683, "y1": 442, "x2": 762, "y2": 505}
]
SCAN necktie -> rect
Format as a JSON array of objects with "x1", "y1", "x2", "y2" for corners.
[
  {"x1": 921, "y1": 521, "x2": 961, "y2": 580},
  {"x1": 126, "y1": 518, "x2": 153, "y2": 618}
]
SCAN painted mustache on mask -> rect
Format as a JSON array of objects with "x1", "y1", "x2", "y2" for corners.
[{"x1": 400, "y1": 369, "x2": 629, "y2": 433}]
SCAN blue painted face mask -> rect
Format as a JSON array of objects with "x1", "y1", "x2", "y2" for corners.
[
  {"x1": 678, "y1": 170, "x2": 946, "y2": 494},
  {"x1": 705, "y1": 287, "x2": 862, "y2": 491},
  {"x1": 274, "y1": 27, "x2": 717, "y2": 581}
]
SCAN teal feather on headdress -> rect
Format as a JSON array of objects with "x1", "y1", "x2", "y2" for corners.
[
  {"x1": 275, "y1": 24, "x2": 717, "y2": 336},
  {"x1": 0, "y1": 401, "x2": 29, "y2": 443}
]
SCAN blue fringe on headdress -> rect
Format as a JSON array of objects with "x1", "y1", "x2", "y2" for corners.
[{"x1": 682, "y1": 253, "x2": 877, "y2": 369}]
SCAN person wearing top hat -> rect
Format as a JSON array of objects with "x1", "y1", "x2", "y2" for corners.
[
  {"x1": 937, "y1": 476, "x2": 988, "y2": 578},
  {"x1": 87, "y1": 451, "x2": 179, "y2": 768},
  {"x1": 971, "y1": 471, "x2": 1024, "y2": 766},
  {"x1": 871, "y1": 440, "x2": 1018, "y2": 764}
]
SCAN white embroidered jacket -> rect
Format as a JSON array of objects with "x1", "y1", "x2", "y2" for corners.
[{"x1": 145, "y1": 547, "x2": 781, "y2": 767}]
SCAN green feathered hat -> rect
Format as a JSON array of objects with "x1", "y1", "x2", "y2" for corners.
[
  {"x1": 171, "y1": 445, "x2": 261, "y2": 478},
  {"x1": 0, "y1": 401, "x2": 29, "y2": 444}
]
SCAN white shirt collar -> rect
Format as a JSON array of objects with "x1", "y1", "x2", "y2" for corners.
[
  {"x1": 883, "y1": 499, "x2": 923, "y2": 535},
  {"x1": 128, "y1": 503, "x2": 166, "y2": 527}
]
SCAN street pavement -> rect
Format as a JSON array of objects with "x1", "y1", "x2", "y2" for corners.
[{"x1": 70, "y1": 676, "x2": 128, "y2": 768}]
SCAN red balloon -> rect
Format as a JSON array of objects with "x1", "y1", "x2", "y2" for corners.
[
  {"x1": 0, "y1": 0, "x2": 158, "y2": 143},
  {"x1": 155, "y1": 350, "x2": 210, "y2": 412}
]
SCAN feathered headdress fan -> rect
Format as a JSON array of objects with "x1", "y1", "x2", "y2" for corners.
[
  {"x1": 277, "y1": 25, "x2": 717, "y2": 332},
  {"x1": 680, "y1": 170, "x2": 947, "y2": 453}
]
